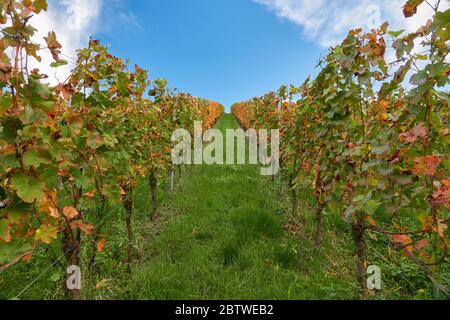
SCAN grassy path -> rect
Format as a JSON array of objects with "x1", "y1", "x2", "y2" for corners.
[
  {"x1": 0, "y1": 115, "x2": 431, "y2": 300},
  {"x1": 123, "y1": 114, "x2": 355, "y2": 299}
]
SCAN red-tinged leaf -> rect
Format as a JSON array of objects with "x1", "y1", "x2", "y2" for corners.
[
  {"x1": 413, "y1": 156, "x2": 441, "y2": 177},
  {"x1": 432, "y1": 178, "x2": 450, "y2": 209},
  {"x1": 392, "y1": 234, "x2": 413, "y2": 245},
  {"x1": 0, "y1": 144, "x2": 16, "y2": 155},
  {"x1": 392, "y1": 234, "x2": 414, "y2": 254},
  {"x1": 415, "y1": 239, "x2": 429, "y2": 251},
  {"x1": 399, "y1": 123, "x2": 428, "y2": 143},
  {"x1": 389, "y1": 149, "x2": 404, "y2": 164},
  {"x1": 97, "y1": 239, "x2": 106, "y2": 253},
  {"x1": 403, "y1": 0, "x2": 425, "y2": 18},
  {"x1": 71, "y1": 221, "x2": 94, "y2": 235},
  {"x1": 22, "y1": 251, "x2": 33, "y2": 263},
  {"x1": 44, "y1": 31, "x2": 62, "y2": 61},
  {"x1": 56, "y1": 83, "x2": 76, "y2": 100},
  {"x1": 432, "y1": 189, "x2": 450, "y2": 207},
  {"x1": 84, "y1": 190, "x2": 96, "y2": 199},
  {"x1": 0, "y1": 61, "x2": 13, "y2": 82}
]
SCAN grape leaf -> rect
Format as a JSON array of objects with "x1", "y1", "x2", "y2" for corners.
[
  {"x1": 34, "y1": 224, "x2": 58, "y2": 244},
  {"x1": 97, "y1": 239, "x2": 106, "y2": 253},
  {"x1": 23, "y1": 150, "x2": 50, "y2": 168},
  {"x1": 43, "y1": 31, "x2": 62, "y2": 61},
  {"x1": 10, "y1": 174, "x2": 45, "y2": 203},
  {"x1": 413, "y1": 156, "x2": 441, "y2": 177},
  {"x1": 62, "y1": 206, "x2": 79, "y2": 220},
  {"x1": 0, "y1": 219, "x2": 11, "y2": 242},
  {"x1": 403, "y1": 0, "x2": 425, "y2": 18}
]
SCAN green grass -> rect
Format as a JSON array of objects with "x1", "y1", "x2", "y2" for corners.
[
  {"x1": 1, "y1": 114, "x2": 445, "y2": 300},
  {"x1": 117, "y1": 114, "x2": 358, "y2": 299}
]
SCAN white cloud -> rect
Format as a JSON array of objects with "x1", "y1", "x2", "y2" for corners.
[
  {"x1": 253, "y1": 0, "x2": 449, "y2": 48},
  {"x1": 29, "y1": 0, "x2": 103, "y2": 84}
]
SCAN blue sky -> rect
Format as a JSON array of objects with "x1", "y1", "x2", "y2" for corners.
[
  {"x1": 33, "y1": 1, "x2": 444, "y2": 111},
  {"x1": 95, "y1": 0, "x2": 321, "y2": 110}
]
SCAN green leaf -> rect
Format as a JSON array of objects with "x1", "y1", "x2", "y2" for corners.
[
  {"x1": 371, "y1": 144, "x2": 390, "y2": 155},
  {"x1": 154, "y1": 78, "x2": 167, "y2": 88},
  {"x1": 0, "y1": 219, "x2": 11, "y2": 242},
  {"x1": 50, "y1": 60, "x2": 68, "y2": 68},
  {"x1": 362, "y1": 159, "x2": 381, "y2": 171},
  {"x1": 0, "y1": 96, "x2": 11, "y2": 116},
  {"x1": 435, "y1": 9, "x2": 450, "y2": 41},
  {"x1": 343, "y1": 205, "x2": 356, "y2": 222},
  {"x1": 23, "y1": 150, "x2": 50, "y2": 168},
  {"x1": 428, "y1": 62, "x2": 450, "y2": 78},
  {"x1": 363, "y1": 200, "x2": 381, "y2": 215},
  {"x1": 27, "y1": 77, "x2": 54, "y2": 112},
  {"x1": 34, "y1": 0, "x2": 49, "y2": 12},
  {"x1": 434, "y1": 90, "x2": 450, "y2": 102},
  {"x1": 49, "y1": 272, "x2": 62, "y2": 282},
  {"x1": 353, "y1": 195, "x2": 367, "y2": 203},
  {"x1": 415, "y1": 54, "x2": 427, "y2": 61},
  {"x1": 388, "y1": 30, "x2": 405, "y2": 37},
  {"x1": 410, "y1": 69, "x2": 428, "y2": 86},
  {"x1": 10, "y1": 174, "x2": 45, "y2": 203},
  {"x1": 0, "y1": 241, "x2": 32, "y2": 264}
]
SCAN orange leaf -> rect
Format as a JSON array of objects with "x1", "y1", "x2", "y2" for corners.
[
  {"x1": 84, "y1": 190, "x2": 96, "y2": 199},
  {"x1": 97, "y1": 239, "x2": 106, "y2": 253},
  {"x1": 403, "y1": 0, "x2": 424, "y2": 18},
  {"x1": 62, "y1": 206, "x2": 79, "y2": 220},
  {"x1": 377, "y1": 99, "x2": 389, "y2": 111},
  {"x1": 413, "y1": 156, "x2": 441, "y2": 177},
  {"x1": 22, "y1": 252, "x2": 33, "y2": 263},
  {"x1": 0, "y1": 144, "x2": 16, "y2": 155},
  {"x1": 56, "y1": 83, "x2": 76, "y2": 100},
  {"x1": 392, "y1": 234, "x2": 412, "y2": 245}
]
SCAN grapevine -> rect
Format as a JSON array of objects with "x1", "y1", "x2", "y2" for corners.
[{"x1": 232, "y1": 0, "x2": 449, "y2": 294}]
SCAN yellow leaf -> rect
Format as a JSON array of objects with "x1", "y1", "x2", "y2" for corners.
[
  {"x1": 49, "y1": 207, "x2": 59, "y2": 219},
  {"x1": 39, "y1": 191, "x2": 58, "y2": 218},
  {"x1": 433, "y1": 220, "x2": 448, "y2": 238},
  {"x1": 35, "y1": 225, "x2": 58, "y2": 244},
  {"x1": 366, "y1": 215, "x2": 377, "y2": 227}
]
